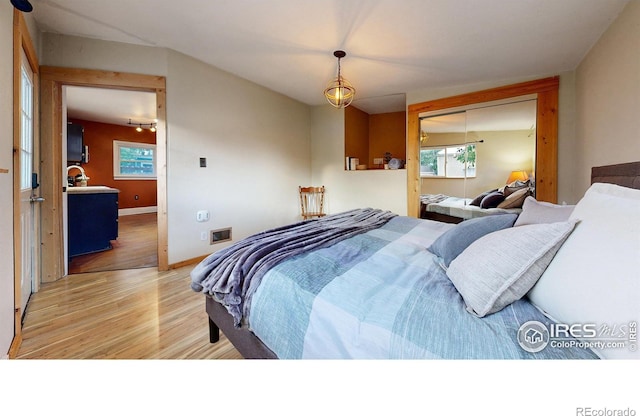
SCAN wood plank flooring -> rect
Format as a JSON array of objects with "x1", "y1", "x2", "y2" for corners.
[
  {"x1": 16, "y1": 265, "x2": 243, "y2": 359},
  {"x1": 68, "y1": 212, "x2": 158, "y2": 274}
]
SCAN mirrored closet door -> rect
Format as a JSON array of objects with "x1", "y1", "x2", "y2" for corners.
[{"x1": 418, "y1": 98, "x2": 537, "y2": 221}]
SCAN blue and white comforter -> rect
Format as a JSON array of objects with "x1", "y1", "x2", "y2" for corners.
[
  {"x1": 248, "y1": 216, "x2": 599, "y2": 359},
  {"x1": 191, "y1": 208, "x2": 397, "y2": 327}
]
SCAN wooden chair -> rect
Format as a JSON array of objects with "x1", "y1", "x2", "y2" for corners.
[{"x1": 299, "y1": 186, "x2": 326, "y2": 220}]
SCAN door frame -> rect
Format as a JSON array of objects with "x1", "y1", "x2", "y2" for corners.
[
  {"x1": 39, "y1": 67, "x2": 169, "y2": 283},
  {"x1": 10, "y1": 10, "x2": 40, "y2": 358}
]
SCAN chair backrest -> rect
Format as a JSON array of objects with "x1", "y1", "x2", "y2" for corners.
[{"x1": 299, "y1": 186, "x2": 325, "y2": 220}]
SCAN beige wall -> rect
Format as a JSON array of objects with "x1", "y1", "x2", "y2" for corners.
[
  {"x1": 40, "y1": 34, "x2": 311, "y2": 265},
  {"x1": 165, "y1": 50, "x2": 311, "y2": 263},
  {"x1": 311, "y1": 105, "x2": 407, "y2": 215},
  {"x1": 575, "y1": 0, "x2": 640, "y2": 197},
  {"x1": 42, "y1": 33, "x2": 169, "y2": 75}
]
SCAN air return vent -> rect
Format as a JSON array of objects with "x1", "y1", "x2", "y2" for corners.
[{"x1": 210, "y1": 227, "x2": 232, "y2": 245}]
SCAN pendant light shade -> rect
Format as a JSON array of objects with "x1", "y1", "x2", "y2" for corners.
[{"x1": 324, "y1": 50, "x2": 356, "y2": 108}]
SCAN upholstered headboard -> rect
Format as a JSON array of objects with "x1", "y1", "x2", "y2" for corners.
[{"x1": 591, "y1": 161, "x2": 640, "y2": 190}]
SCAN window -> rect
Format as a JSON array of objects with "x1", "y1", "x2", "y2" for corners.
[
  {"x1": 113, "y1": 140, "x2": 156, "y2": 180},
  {"x1": 420, "y1": 144, "x2": 476, "y2": 178},
  {"x1": 20, "y1": 61, "x2": 34, "y2": 190}
]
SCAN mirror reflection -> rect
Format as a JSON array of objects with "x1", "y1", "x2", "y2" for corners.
[{"x1": 419, "y1": 99, "x2": 536, "y2": 223}]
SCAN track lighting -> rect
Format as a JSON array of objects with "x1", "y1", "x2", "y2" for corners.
[{"x1": 128, "y1": 118, "x2": 157, "y2": 133}]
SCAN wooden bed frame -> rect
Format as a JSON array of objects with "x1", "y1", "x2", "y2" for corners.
[
  {"x1": 205, "y1": 161, "x2": 640, "y2": 359},
  {"x1": 206, "y1": 295, "x2": 276, "y2": 359}
]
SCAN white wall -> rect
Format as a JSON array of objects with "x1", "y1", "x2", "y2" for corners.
[
  {"x1": 40, "y1": 34, "x2": 311, "y2": 265},
  {"x1": 575, "y1": 0, "x2": 640, "y2": 196},
  {"x1": 310, "y1": 105, "x2": 407, "y2": 215},
  {"x1": 0, "y1": 3, "x2": 15, "y2": 357}
]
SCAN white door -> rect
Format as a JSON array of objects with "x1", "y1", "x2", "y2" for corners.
[{"x1": 18, "y1": 49, "x2": 40, "y2": 317}]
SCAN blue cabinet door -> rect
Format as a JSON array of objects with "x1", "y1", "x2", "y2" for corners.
[{"x1": 68, "y1": 192, "x2": 118, "y2": 257}]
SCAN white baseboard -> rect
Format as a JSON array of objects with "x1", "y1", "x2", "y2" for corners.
[{"x1": 119, "y1": 206, "x2": 158, "y2": 216}]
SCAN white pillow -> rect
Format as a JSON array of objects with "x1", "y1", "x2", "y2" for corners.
[
  {"x1": 514, "y1": 196, "x2": 575, "y2": 226},
  {"x1": 528, "y1": 183, "x2": 640, "y2": 359},
  {"x1": 446, "y1": 220, "x2": 577, "y2": 317}
]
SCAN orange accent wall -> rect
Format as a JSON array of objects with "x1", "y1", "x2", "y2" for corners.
[
  {"x1": 345, "y1": 108, "x2": 406, "y2": 169},
  {"x1": 344, "y1": 106, "x2": 369, "y2": 168},
  {"x1": 369, "y1": 111, "x2": 406, "y2": 167},
  {"x1": 67, "y1": 118, "x2": 157, "y2": 209}
]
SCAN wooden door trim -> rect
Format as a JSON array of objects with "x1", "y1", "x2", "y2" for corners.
[
  {"x1": 407, "y1": 76, "x2": 559, "y2": 217},
  {"x1": 39, "y1": 66, "x2": 169, "y2": 284}
]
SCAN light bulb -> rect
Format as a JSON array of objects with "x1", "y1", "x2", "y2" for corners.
[{"x1": 136, "y1": 126, "x2": 142, "y2": 132}]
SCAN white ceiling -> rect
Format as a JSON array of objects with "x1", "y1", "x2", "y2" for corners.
[
  {"x1": 29, "y1": 0, "x2": 629, "y2": 123},
  {"x1": 65, "y1": 86, "x2": 157, "y2": 126}
]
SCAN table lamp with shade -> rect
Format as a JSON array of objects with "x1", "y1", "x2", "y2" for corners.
[{"x1": 506, "y1": 170, "x2": 529, "y2": 184}]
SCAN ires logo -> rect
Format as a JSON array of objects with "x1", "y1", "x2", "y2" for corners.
[
  {"x1": 549, "y1": 323, "x2": 597, "y2": 338},
  {"x1": 517, "y1": 321, "x2": 549, "y2": 353},
  {"x1": 517, "y1": 321, "x2": 637, "y2": 353}
]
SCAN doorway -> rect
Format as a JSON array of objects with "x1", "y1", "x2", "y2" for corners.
[
  {"x1": 64, "y1": 86, "x2": 159, "y2": 274},
  {"x1": 39, "y1": 67, "x2": 168, "y2": 284}
]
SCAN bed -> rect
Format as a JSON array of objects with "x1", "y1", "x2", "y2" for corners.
[
  {"x1": 420, "y1": 194, "x2": 522, "y2": 223},
  {"x1": 191, "y1": 161, "x2": 640, "y2": 359},
  {"x1": 420, "y1": 180, "x2": 533, "y2": 223}
]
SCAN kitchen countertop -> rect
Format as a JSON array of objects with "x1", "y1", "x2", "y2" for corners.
[{"x1": 67, "y1": 186, "x2": 120, "y2": 194}]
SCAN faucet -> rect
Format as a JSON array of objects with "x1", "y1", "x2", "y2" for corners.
[{"x1": 67, "y1": 165, "x2": 89, "y2": 186}]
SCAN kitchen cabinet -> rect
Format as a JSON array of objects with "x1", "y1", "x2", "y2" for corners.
[
  {"x1": 68, "y1": 186, "x2": 119, "y2": 258},
  {"x1": 67, "y1": 123, "x2": 85, "y2": 163}
]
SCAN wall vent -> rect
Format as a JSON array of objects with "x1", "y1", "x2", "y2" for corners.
[{"x1": 210, "y1": 227, "x2": 232, "y2": 245}]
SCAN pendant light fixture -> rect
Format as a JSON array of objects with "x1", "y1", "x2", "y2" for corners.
[{"x1": 324, "y1": 50, "x2": 356, "y2": 109}]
